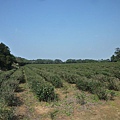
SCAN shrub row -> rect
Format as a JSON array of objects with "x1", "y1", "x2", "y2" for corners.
[
  {"x1": 0, "y1": 68, "x2": 24, "y2": 119},
  {"x1": 76, "y1": 77, "x2": 116, "y2": 100},
  {"x1": 24, "y1": 67, "x2": 58, "y2": 102},
  {"x1": 0, "y1": 68, "x2": 24, "y2": 105},
  {"x1": 0, "y1": 69, "x2": 16, "y2": 87},
  {"x1": 92, "y1": 74, "x2": 120, "y2": 91},
  {"x1": 25, "y1": 63, "x2": 120, "y2": 101},
  {"x1": 33, "y1": 68, "x2": 63, "y2": 88},
  {"x1": 27, "y1": 64, "x2": 80, "y2": 84},
  {"x1": 57, "y1": 72, "x2": 80, "y2": 84}
]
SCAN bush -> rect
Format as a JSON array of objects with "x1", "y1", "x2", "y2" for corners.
[
  {"x1": 24, "y1": 67, "x2": 58, "y2": 102},
  {"x1": 76, "y1": 77, "x2": 103, "y2": 94},
  {"x1": 76, "y1": 77, "x2": 115, "y2": 100},
  {"x1": 76, "y1": 92, "x2": 86, "y2": 105},
  {"x1": 60, "y1": 72, "x2": 79, "y2": 84},
  {"x1": 0, "y1": 103, "x2": 14, "y2": 120},
  {"x1": 30, "y1": 68, "x2": 63, "y2": 88},
  {"x1": 49, "y1": 75, "x2": 63, "y2": 88},
  {"x1": 41, "y1": 73, "x2": 63, "y2": 88},
  {"x1": 113, "y1": 70, "x2": 120, "y2": 79},
  {"x1": 108, "y1": 77, "x2": 120, "y2": 91},
  {"x1": 76, "y1": 77, "x2": 88, "y2": 91},
  {"x1": 31, "y1": 80, "x2": 58, "y2": 102},
  {"x1": 96, "y1": 88, "x2": 109, "y2": 100},
  {"x1": 96, "y1": 89, "x2": 116, "y2": 100},
  {"x1": 0, "y1": 69, "x2": 15, "y2": 87},
  {"x1": 0, "y1": 108, "x2": 13, "y2": 120}
]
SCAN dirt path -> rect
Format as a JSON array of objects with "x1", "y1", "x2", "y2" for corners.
[
  {"x1": 13, "y1": 80, "x2": 120, "y2": 120},
  {"x1": 71, "y1": 97, "x2": 120, "y2": 120},
  {"x1": 14, "y1": 82, "x2": 52, "y2": 120}
]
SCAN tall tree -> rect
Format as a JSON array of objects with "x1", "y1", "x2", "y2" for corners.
[
  {"x1": 0, "y1": 43, "x2": 15, "y2": 70},
  {"x1": 111, "y1": 48, "x2": 120, "y2": 62}
]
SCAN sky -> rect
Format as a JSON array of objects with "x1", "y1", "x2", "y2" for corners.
[{"x1": 0, "y1": 0, "x2": 120, "y2": 61}]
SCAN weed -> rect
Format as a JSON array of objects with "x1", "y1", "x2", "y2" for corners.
[
  {"x1": 76, "y1": 92, "x2": 86, "y2": 105},
  {"x1": 50, "y1": 110, "x2": 58, "y2": 120}
]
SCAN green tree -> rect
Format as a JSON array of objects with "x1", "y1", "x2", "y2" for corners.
[
  {"x1": 0, "y1": 43, "x2": 15, "y2": 70},
  {"x1": 111, "y1": 48, "x2": 120, "y2": 62},
  {"x1": 54, "y1": 59, "x2": 63, "y2": 64},
  {"x1": 115, "y1": 48, "x2": 120, "y2": 59},
  {"x1": 66, "y1": 59, "x2": 77, "y2": 63}
]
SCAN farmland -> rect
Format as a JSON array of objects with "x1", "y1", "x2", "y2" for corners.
[{"x1": 0, "y1": 62, "x2": 120, "y2": 120}]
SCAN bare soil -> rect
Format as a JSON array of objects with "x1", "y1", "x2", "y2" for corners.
[{"x1": 14, "y1": 81, "x2": 120, "y2": 120}]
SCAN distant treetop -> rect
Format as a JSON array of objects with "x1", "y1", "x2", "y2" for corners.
[{"x1": 111, "y1": 48, "x2": 120, "y2": 62}]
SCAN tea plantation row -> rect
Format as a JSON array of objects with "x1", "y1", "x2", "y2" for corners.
[
  {"x1": 27, "y1": 62, "x2": 120, "y2": 100},
  {"x1": 0, "y1": 68, "x2": 25, "y2": 120},
  {"x1": 0, "y1": 62, "x2": 120, "y2": 119}
]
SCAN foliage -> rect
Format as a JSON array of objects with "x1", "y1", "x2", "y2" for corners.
[
  {"x1": 24, "y1": 67, "x2": 58, "y2": 102},
  {"x1": 0, "y1": 62, "x2": 120, "y2": 119},
  {"x1": 0, "y1": 43, "x2": 16, "y2": 70},
  {"x1": 76, "y1": 92, "x2": 86, "y2": 105},
  {"x1": 16, "y1": 57, "x2": 31, "y2": 66},
  {"x1": 108, "y1": 77, "x2": 120, "y2": 91},
  {"x1": 0, "y1": 103, "x2": 14, "y2": 120},
  {"x1": 34, "y1": 68, "x2": 63, "y2": 88},
  {"x1": 59, "y1": 72, "x2": 79, "y2": 84},
  {"x1": 76, "y1": 78, "x2": 103, "y2": 94},
  {"x1": 111, "y1": 47, "x2": 120, "y2": 62},
  {"x1": 31, "y1": 80, "x2": 57, "y2": 101},
  {"x1": 26, "y1": 62, "x2": 120, "y2": 101},
  {"x1": 66, "y1": 59, "x2": 98, "y2": 63},
  {"x1": 0, "y1": 68, "x2": 23, "y2": 106},
  {"x1": 0, "y1": 68, "x2": 24, "y2": 119}
]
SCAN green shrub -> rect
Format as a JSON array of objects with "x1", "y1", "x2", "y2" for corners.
[
  {"x1": 96, "y1": 88, "x2": 109, "y2": 100},
  {"x1": 60, "y1": 72, "x2": 79, "y2": 84},
  {"x1": 30, "y1": 68, "x2": 63, "y2": 88},
  {"x1": 24, "y1": 67, "x2": 58, "y2": 102},
  {"x1": 113, "y1": 70, "x2": 120, "y2": 79},
  {"x1": 0, "y1": 69, "x2": 15, "y2": 87},
  {"x1": 0, "y1": 103, "x2": 14, "y2": 120},
  {"x1": 108, "y1": 77, "x2": 120, "y2": 91},
  {"x1": 76, "y1": 77, "x2": 103, "y2": 94},
  {"x1": 76, "y1": 92, "x2": 86, "y2": 105},
  {"x1": 96, "y1": 89, "x2": 116, "y2": 100},
  {"x1": 41, "y1": 73, "x2": 63, "y2": 88},
  {"x1": 0, "y1": 108, "x2": 13, "y2": 120},
  {"x1": 76, "y1": 77, "x2": 114, "y2": 100},
  {"x1": 31, "y1": 80, "x2": 57, "y2": 102},
  {"x1": 76, "y1": 77, "x2": 88, "y2": 91},
  {"x1": 0, "y1": 68, "x2": 24, "y2": 107},
  {"x1": 49, "y1": 75, "x2": 63, "y2": 88}
]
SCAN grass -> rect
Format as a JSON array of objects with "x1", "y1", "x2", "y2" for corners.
[
  {"x1": 13, "y1": 73, "x2": 120, "y2": 120},
  {"x1": 2, "y1": 62, "x2": 120, "y2": 120}
]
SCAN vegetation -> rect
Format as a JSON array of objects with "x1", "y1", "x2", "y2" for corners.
[
  {"x1": 0, "y1": 43, "x2": 16, "y2": 70},
  {"x1": 24, "y1": 67, "x2": 58, "y2": 102},
  {"x1": 0, "y1": 43, "x2": 120, "y2": 119},
  {"x1": 0, "y1": 68, "x2": 24, "y2": 119},
  {"x1": 111, "y1": 48, "x2": 120, "y2": 62}
]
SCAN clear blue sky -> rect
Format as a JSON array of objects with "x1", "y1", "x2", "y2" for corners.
[{"x1": 0, "y1": 0, "x2": 120, "y2": 61}]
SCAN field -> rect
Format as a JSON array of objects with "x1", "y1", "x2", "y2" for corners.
[{"x1": 0, "y1": 62, "x2": 120, "y2": 120}]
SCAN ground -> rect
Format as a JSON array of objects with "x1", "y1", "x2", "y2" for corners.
[{"x1": 14, "y1": 80, "x2": 120, "y2": 120}]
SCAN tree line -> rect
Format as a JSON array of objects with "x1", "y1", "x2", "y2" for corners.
[{"x1": 0, "y1": 42, "x2": 120, "y2": 70}]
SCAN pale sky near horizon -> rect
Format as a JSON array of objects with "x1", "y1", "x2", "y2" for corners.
[{"x1": 0, "y1": 0, "x2": 120, "y2": 60}]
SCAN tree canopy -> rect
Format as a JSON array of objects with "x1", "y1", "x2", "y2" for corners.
[
  {"x1": 0, "y1": 43, "x2": 16, "y2": 70},
  {"x1": 111, "y1": 48, "x2": 120, "y2": 62}
]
